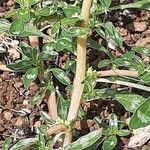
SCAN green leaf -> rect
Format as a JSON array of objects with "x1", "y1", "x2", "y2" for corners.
[
  {"x1": 129, "y1": 97, "x2": 150, "y2": 129},
  {"x1": 57, "y1": 91, "x2": 69, "y2": 120},
  {"x1": 64, "y1": 130, "x2": 102, "y2": 150},
  {"x1": 21, "y1": 25, "x2": 46, "y2": 37},
  {"x1": 10, "y1": 138, "x2": 37, "y2": 150},
  {"x1": 38, "y1": 6, "x2": 57, "y2": 16},
  {"x1": 23, "y1": 67, "x2": 38, "y2": 88},
  {"x1": 117, "y1": 130, "x2": 130, "y2": 136},
  {"x1": 51, "y1": 22, "x2": 61, "y2": 34},
  {"x1": 7, "y1": 60, "x2": 33, "y2": 71},
  {"x1": 115, "y1": 94, "x2": 146, "y2": 112},
  {"x1": 0, "y1": 19, "x2": 11, "y2": 33},
  {"x1": 17, "y1": 8, "x2": 30, "y2": 22},
  {"x1": 20, "y1": 42, "x2": 33, "y2": 58},
  {"x1": 2, "y1": 137, "x2": 12, "y2": 150},
  {"x1": 132, "y1": 46, "x2": 150, "y2": 56},
  {"x1": 51, "y1": 68, "x2": 71, "y2": 85},
  {"x1": 99, "y1": 0, "x2": 112, "y2": 9},
  {"x1": 122, "y1": 51, "x2": 135, "y2": 60},
  {"x1": 61, "y1": 17, "x2": 79, "y2": 25},
  {"x1": 28, "y1": 0, "x2": 41, "y2": 6},
  {"x1": 87, "y1": 39, "x2": 112, "y2": 58},
  {"x1": 63, "y1": 6, "x2": 80, "y2": 17},
  {"x1": 140, "y1": 72, "x2": 150, "y2": 83},
  {"x1": 102, "y1": 135, "x2": 117, "y2": 150},
  {"x1": 10, "y1": 19, "x2": 25, "y2": 35},
  {"x1": 105, "y1": 22, "x2": 123, "y2": 47},
  {"x1": 5, "y1": 9, "x2": 18, "y2": 18},
  {"x1": 67, "y1": 27, "x2": 90, "y2": 37},
  {"x1": 98, "y1": 59, "x2": 111, "y2": 68},
  {"x1": 30, "y1": 87, "x2": 47, "y2": 106},
  {"x1": 40, "y1": 42, "x2": 57, "y2": 60},
  {"x1": 40, "y1": 111, "x2": 56, "y2": 125},
  {"x1": 55, "y1": 38, "x2": 73, "y2": 52}
]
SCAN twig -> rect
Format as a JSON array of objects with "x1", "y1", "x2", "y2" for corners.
[
  {"x1": 96, "y1": 78, "x2": 150, "y2": 92},
  {"x1": 47, "y1": 91, "x2": 58, "y2": 119},
  {"x1": 63, "y1": 0, "x2": 93, "y2": 146},
  {"x1": 97, "y1": 69, "x2": 138, "y2": 77},
  {"x1": 47, "y1": 124, "x2": 68, "y2": 136}
]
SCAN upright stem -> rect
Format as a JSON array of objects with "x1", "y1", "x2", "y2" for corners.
[{"x1": 63, "y1": 0, "x2": 93, "y2": 146}]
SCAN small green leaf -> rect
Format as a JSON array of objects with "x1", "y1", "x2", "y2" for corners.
[
  {"x1": 21, "y1": 25, "x2": 46, "y2": 37},
  {"x1": 140, "y1": 72, "x2": 150, "y2": 83},
  {"x1": 2, "y1": 137, "x2": 12, "y2": 150},
  {"x1": 7, "y1": 60, "x2": 33, "y2": 71},
  {"x1": 23, "y1": 67, "x2": 38, "y2": 88},
  {"x1": 99, "y1": 0, "x2": 112, "y2": 9},
  {"x1": 115, "y1": 93, "x2": 146, "y2": 113},
  {"x1": 5, "y1": 9, "x2": 18, "y2": 18},
  {"x1": 0, "y1": 19, "x2": 11, "y2": 33},
  {"x1": 64, "y1": 130, "x2": 102, "y2": 150},
  {"x1": 102, "y1": 135, "x2": 117, "y2": 150},
  {"x1": 117, "y1": 130, "x2": 130, "y2": 136},
  {"x1": 40, "y1": 111, "x2": 56, "y2": 125},
  {"x1": 61, "y1": 17, "x2": 79, "y2": 25},
  {"x1": 17, "y1": 8, "x2": 30, "y2": 22},
  {"x1": 51, "y1": 68, "x2": 71, "y2": 85},
  {"x1": 67, "y1": 27, "x2": 90, "y2": 37},
  {"x1": 0, "y1": 19, "x2": 10, "y2": 33},
  {"x1": 63, "y1": 6, "x2": 80, "y2": 17},
  {"x1": 28, "y1": 0, "x2": 41, "y2": 6},
  {"x1": 55, "y1": 38, "x2": 73, "y2": 52},
  {"x1": 98, "y1": 59, "x2": 111, "y2": 68},
  {"x1": 105, "y1": 22, "x2": 123, "y2": 47},
  {"x1": 132, "y1": 47, "x2": 150, "y2": 56},
  {"x1": 57, "y1": 91, "x2": 69, "y2": 120},
  {"x1": 30, "y1": 87, "x2": 47, "y2": 106},
  {"x1": 38, "y1": 6, "x2": 57, "y2": 16},
  {"x1": 10, "y1": 138, "x2": 37, "y2": 150},
  {"x1": 10, "y1": 19, "x2": 25, "y2": 35},
  {"x1": 129, "y1": 97, "x2": 150, "y2": 129},
  {"x1": 20, "y1": 42, "x2": 33, "y2": 58},
  {"x1": 122, "y1": 51, "x2": 135, "y2": 60},
  {"x1": 51, "y1": 22, "x2": 61, "y2": 34}
]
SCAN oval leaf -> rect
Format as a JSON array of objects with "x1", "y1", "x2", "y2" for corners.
[
  {"x1": 64, "y1": 130, "x2": 102, "y2": 150},
  {"x1": 10, "y1": 19, "x2": 25, "y2": 35},
  {"x1": 10, "y1": 138, "x2": 37, "y2": 150},
  {"x1": 55, "y1": 38, "x2": 73, "y2": 52},
  {"x1": 115, "y1": 94, "x2": 146, "y2": 113},
  {"x1": 23, "y1": 67, "x2": 38, "y2": 88},
  {"x1": 102, "y1": 135, "x2": 117, "y2": 150},
  {"x1": 117, "y1": 130, "x2": 130, "y2": 137},
  {"x1": 129, "y1": 97, "x2": 150, "y2": 129},
  {"x1": 51, "y1": 68, "x2": 71, "y2": 85},
  {"x1": 7, "y1": 60, "x2": 33, "y2": 71},
  {"x1": 98, "y1": 59, "x2": 111, "y2": 68},
  {"x1": 17, "y1": 8, "x2": 30, "y2": 22}
]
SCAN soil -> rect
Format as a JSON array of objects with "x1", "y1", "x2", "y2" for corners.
[{"x1": 0, "y1": 0, "x2": 150, "y2": 150}]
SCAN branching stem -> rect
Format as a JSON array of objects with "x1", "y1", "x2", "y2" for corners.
[{"x1": 63, "y1": 0, "x2": 93, "y2": 146}]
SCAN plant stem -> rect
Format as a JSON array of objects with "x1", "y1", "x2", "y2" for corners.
[
  {"x1": 96, "y1": 78, "x2": 150, "y2": 92},
  {"x1": 63, "y1": 0, "x2": 93, "y2": 146},
  {"x1": 97, "y1": 69, "x2": 138, "y2": 77}
]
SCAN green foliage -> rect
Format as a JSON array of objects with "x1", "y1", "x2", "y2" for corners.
[
  {"x1": 64, "y1": 130, "x2": 102, "y2": 150},
  {"x1": 1, "y1": 0, "x2": 150, "y2": 149},
  {"x1": 129, "y1": 97, "x2": 150, "y2": 129}
]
